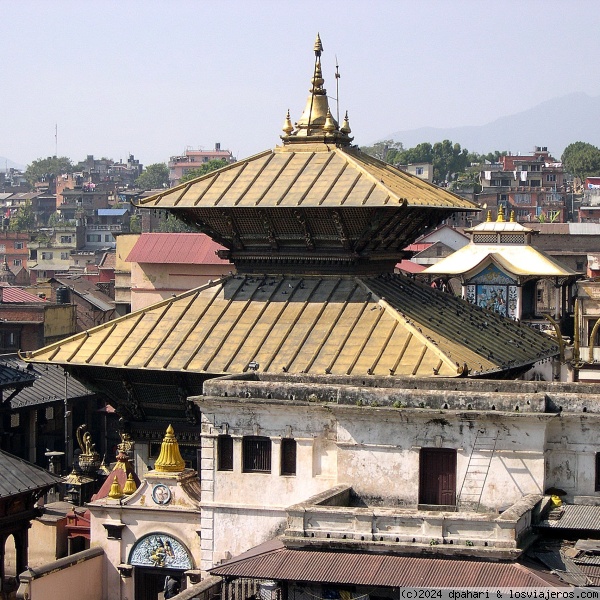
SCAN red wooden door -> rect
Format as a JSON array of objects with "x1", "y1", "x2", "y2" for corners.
[{"x1": 419, "y1": 448, "x2": 456, "y2": 506}]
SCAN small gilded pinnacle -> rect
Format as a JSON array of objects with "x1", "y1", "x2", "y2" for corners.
[
  {"x1": 340, "y1": 111, "x2": 351, "y2": 135},
  {"x1": 282, "y1": 109, "x2": 294, "y2": 135},
  {"x1": 314, "y1": 33, "x2": 323, "y2": 56}
]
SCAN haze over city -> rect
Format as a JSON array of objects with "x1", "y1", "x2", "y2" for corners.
[{"x1": 2, "y1": 0, "x2": 600, "y2": 167}]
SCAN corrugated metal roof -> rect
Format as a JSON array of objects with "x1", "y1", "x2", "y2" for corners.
[
  {"x1": 24, "y1": 273, "x2": 557, "y2": 378},
  {"x1": 1, "y1": 287, "x2": 46, "y2": 303},
  {"x1": 210, "y1": 540, "x2": 561, "y2": 588},
  {"x1": 126, "y1": 233, "x2": 229, "y2": 266},
  {"x1": 537, "y1": 505, "x2": 600, "y2": 530},
  {"x1": 0, "y1": 354, "x2": 95, "y2": 409},
  {"x1": 0, "y1": 361, "x2": 35, "y2": 389},
  {"x1": 97, "y1": 208, "x2": 128, "y2": 216},
  {"x1": 0, "y1": 450, "x2": 61, "y2": 498},
  {"x1": 137, "y1": 146, "x2": 477, "y2": 211}
]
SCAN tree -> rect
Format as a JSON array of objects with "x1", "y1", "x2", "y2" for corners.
[
  {"x1": 360, "y1": 140, "x2": 404, "y2": 163},
  {"x1": 47, "y1": 211, "x2": 62, "y2": 227},
  {"x1": 9, "y1": 200, "x2": 35, "y2": 231},
  {"x1": 25, "y1": 156, "x2": 73, "y2": 186},
  {"x1": 157, "y1": 213, "x2": 195, "y2": 233},
  {"x1": 180, "y1": 159, "x2": 229, "y2": 183},
  {"x1": 129, "y1": 213, "x2": 142, "y2": 234},
  {"x1": 561, "y1": 142, "x2": 600, "y2": 182},
  {"x1": 135, "y1": 163, "x2": 169, "y2": 190}
]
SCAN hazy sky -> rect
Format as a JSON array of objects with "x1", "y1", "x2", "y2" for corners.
[{"x1": 2, "y1": 0, "x2": 599, "y2": 168}]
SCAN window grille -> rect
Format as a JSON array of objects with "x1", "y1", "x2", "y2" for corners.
[{"x1": 243, "y1": 436, "x2": 271, "y2": 473}]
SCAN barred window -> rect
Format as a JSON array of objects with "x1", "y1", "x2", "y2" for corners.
[
  {"x1": 242, "y1": 436, "x2": 271, "y2": 473},
  {"x1": 217, "y1": 435, "x2": 233, "y2": 471},
  {"x1": 280, "y1": 438, "x2": 297, "y2": 476}
]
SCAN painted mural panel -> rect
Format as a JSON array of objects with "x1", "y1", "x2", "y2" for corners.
[{"x1": 129, "y1": 533, "x2": 193, "y2": 569}]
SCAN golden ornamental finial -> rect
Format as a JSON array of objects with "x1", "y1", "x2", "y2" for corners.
[
  {"x1": 282, "y1": 109, "x2": 294, "y2": 135},
  {"x1": 108, "y1": 475, "x2": 123, "y2": 499},
  {"x1": 497, "y1": 204, "x2": 505, "y2": 222},
  {"x1": 314, "y1": 33, "x2": 323, "y2": 56},
  {"x1": 510, "y1": 210, "x2": 516, "y2": 222},
  {"x1": 486, "y1": 210, "x2": 492, "y2": 222},
  {"x1": 123, "y1": 473, "x2": 137, "y2": 495},
  {"x1": 154, "y1": 424, "x2": 186, "y2": 472},
  {"x1": 323, "y1": 108, "x2": 336, "y2": 133},
  {"x1": 340, "y1": 111, "x2": 351, "y2": 135}
]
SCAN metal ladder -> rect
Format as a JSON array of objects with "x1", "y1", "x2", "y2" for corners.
[{"x1": 456, "y1": 429, "x2": 498, "y2": 512}]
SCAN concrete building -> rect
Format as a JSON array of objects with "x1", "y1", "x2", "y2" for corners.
[
  {"x1": 478, "y1": 148, "x2": 567, "y2": 223},
  {"x1": 168, "y1": 145, "x2": 236, "y2": 187}
]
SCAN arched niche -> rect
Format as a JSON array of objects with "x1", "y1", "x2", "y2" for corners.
[{"x1": 128, "y1": 532, "x2": 193, "y2": 570}]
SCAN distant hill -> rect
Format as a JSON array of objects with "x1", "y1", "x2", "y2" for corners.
[
  {"x1": 383, "y1": 92, "x2": 600, "y2": 159},
  {"x1": 0, "y1": 156, "x2": 25, "y2": 171}
]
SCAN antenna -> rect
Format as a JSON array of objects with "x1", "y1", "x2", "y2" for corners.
[{"x1": 335, "y1": 55, "x2": 340, "y2": 123}]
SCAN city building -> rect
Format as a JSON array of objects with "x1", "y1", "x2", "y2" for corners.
[
  {"x1": 477, "y1": 148, "x2": 567, "y2": 223},
  {"x1": 168, "y1": 144, "x2": 236, "y2": 187}
]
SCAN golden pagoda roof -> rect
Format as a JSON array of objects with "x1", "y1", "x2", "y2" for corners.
[
  {"x1": 135, "y1": 145, "x2": 476, "y2": 211},
  {"x1": 24, "y1": 273, "x2": 558, "y2": 378}
]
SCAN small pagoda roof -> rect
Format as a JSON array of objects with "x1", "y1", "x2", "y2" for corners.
[
  {"x1": 424, "y1": 245, "x2": 575, "y2": 278},
  {"x1": 24, "y1": 273, "x2": 558, "y2": 379},
  {"x1": 425, "y1": 210, "x2": 575, "y2": 279},
  {"x1": 0, "y1": 450, "x2": 61, "y2": 498}
]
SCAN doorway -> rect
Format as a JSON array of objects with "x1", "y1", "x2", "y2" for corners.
[
  {"x1": 135, "y1": 568, "x2": 182, "y2": 600},
  {"x1": 419, "y1": 448, "x2": 456, "y2": 507}
]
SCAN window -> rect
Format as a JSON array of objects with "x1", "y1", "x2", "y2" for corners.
[
  {"x1": 13, "y1": 259, "x2": 21, "y2": 266},
  {"x1": 415, "y1": 167, "x2": 424, "y2": 175},
  {"x1": 530, "y1": 179, "x2": 541, "y2": 188},
  {"x1": 14, "y1": 242, "x2": 23, "y2": 250},
  {"x1": 41, "y1": 252, "x2": 53, "y2": 260},
  {"x1": 547, "y1": 174, "x2": 556, "y2": 183},
  {"x1": 87, "y1": 234, "x2": 101, "y2": 243},
  {"x1": 537, "y1": 289, "x2": 544, "y2": 303},
  {"x1": 242, "y1": 436, "x2": 271, "y2": 473},
  {"x1": 60, "y1": 236, "x2": 72, "y2": 243},
  {"x1": 576, "y1": 261, "x2": 584, "y2": 271},
  {"x1": 60, "y1": 252, "x2": 69, "y2": 260},
  {"x1": 280, "y1": 438, "x2": 297, "y2": 476},
  {"x1": 0, "y1": 244, "x2": 5, "y2": 252},
  {"x1": 530, "y1": 164, "x2": 541, "y2": 172},
  {"x1": 501, "y1": 179, "x2": 511, "y2": 186},
  {"x1": 1, "y1": 331, "x2": 20, "y2": 349},
  {"x1": 105, "y1": 234, "x2": 112, "y2": 242},
  {"x1": 217, "y1": 435, "x2": 234, "y2": 471}
]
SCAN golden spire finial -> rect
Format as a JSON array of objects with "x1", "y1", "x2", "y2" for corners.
[
  {"x1": 509, "y1": 210, "x2": 516, "y2": 222},
  {"x1": 108, "y1": 475, "x2": 123, "y2": 499},
  {"x1": 340, "y1": 111, "x2": 351, "y2": 135},
  {"x1": 323, "y1": 108, "x2": 336, "y2": 133},
  {"x1": 123, "y1": 473, "x2": 137, "y2": 495},
  {"x1": 282, "y1": 109, "x2": 294, "y2": 135},
  {"x1": 486, "y1": 210, "x2": 492, "y2": 222},
  {"x1": 314, "y1": 33, "x2": 323, "y2": 56},
  {"x1": 497, "y1": 204, "x2": 505, "y2": 222},
  {"x1": 154, "y1": 424, "x2": 185, "y2": 472}
]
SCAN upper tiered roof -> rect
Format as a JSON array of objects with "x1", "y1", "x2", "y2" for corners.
[{"x1": 136, "y1": 35, "x2": 477, "y2": 275}]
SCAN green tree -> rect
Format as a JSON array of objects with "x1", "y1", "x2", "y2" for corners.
[
  {"x1": 9, "y1": 200, "x2": 35, "y2": 231},
  {"x1": 47, "y1": 211, "x2": 62, "y2": 226},
  {"x1": 25, "y1": 156, "x2": 73, "y2": 186},
  {"x1": 135, "y1": 163, "x2": 169, "y2": 190},
  {"x1": 561, "y1": 142, "x2": 600, "y2": 182},
  {"x1": 180, "y1": 159, "x2": 229, "y2": 183},
  {"x1": 360, "y1": 140, "x2": 404, "y2": 163},
  {"x1": 129, "y1": 213, "x2": 142, "y2": 234},
  {"x1": 157, "y1": 213, "x2": 195, "y2": 233}
]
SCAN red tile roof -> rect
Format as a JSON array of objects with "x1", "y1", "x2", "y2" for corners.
[
  {"x1": 209, "y1": 540, "x2": 563, "y2": 588},
  {"x1": 126, "y1": 233, "x2": 230, "y2": 266},
  {"x1": 0, "y1": 287, "x2": 46, "y2": 303},
  {"x1": 395, "y1": 260, "x2": 426, "y2": 273}
]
